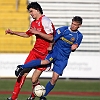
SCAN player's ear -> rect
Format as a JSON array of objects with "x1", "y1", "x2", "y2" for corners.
[{"x1": 79, "y1": 24, "x2": 82, "y2": 28}]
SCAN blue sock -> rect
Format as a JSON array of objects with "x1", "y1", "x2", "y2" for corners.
[
  {"x1": 44, "y1": 81, "x2": 55, "y2": 96},
  {"x1": 22, "y1": 59, "x2": 41, "y2": 69}
]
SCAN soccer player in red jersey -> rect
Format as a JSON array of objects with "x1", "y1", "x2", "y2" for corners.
[{"x1": 5, "y1": 2, "x2": 55, "y2": 100}]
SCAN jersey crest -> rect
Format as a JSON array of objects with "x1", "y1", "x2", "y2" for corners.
[
  {"x1": 57, "y1": 29, "x2": 61, "y2": 34},
  {"x1": 70, "y1": 37, "x2": 75, "y2": 42}
]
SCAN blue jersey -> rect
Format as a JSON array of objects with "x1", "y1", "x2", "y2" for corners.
[
  {"x1": 53, "y1": 26, "x2": 83, "y2": 57},
  {"x1": 46, "y1": 26, "x2": 83, "y2": 75}
]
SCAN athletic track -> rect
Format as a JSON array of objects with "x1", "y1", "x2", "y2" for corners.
[{"x1": 0, "y1": 91, "x2": 100, "y2": 96}]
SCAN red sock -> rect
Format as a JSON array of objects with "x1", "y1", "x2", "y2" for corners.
[
  {"x1": 11, "y1": 76, "x2": 26, "y2": 100},
  {"x1": 31, "y1": 81, "x2": 40, "y2": 97}
]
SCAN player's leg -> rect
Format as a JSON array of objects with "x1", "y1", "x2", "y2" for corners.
[
  {"x1": 7, "y1": 50, "x2": 35, "y2": 100},
  {"x1": 11, "y1": 69, "x2": 31, "y2": 100},
  {"x1": 19, "y1": 59, "x2": 50, "y2": 69},
  {"x1": 42, "y1": 50, "x2": 57, "y2": 96},
  {"x1": 39, "y1": 71, "x2": 59, "y2": 100},
  {"x1": 15, "y1": 59, "x2": 41, "y2": 77},
  {"x1": 27, "y1": 67, "x2": 49, "y2": 100},
  {"x1": 44, "y1": 72, "x2": 59, "y2": 96},
  {"x1": 26, "y1": 50, "x2": 50, "y2": 100},
  {"x1": 44, "y1": 57, "x2": 68, "y2": 97},
  {"x1": 29, "y1": 69, "x2": 43, "y2": 98},
  {"x1": 15, "y1": 59, "x2": 50, "y2": 77},
  {"x1": 15, "y1": 50, "x2": 54, "y2": 77},
  {"x1": 7, "y1": 68, "x2": 32, "y2": 100},
  {"x1": 11, "y1": 75, "x2": 26, "y2": 100}
]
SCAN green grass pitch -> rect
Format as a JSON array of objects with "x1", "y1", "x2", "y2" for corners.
[{"x1": 0, "y1": 78, "x2": 100, "y2": 100}]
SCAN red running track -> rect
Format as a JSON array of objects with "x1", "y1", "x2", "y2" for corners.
[{"x1": 0, "y1": 91, "x2": 100, "y2": 96}]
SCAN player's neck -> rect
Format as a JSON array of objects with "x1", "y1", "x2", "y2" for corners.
[
  {"x1": 69, "y1": 27, "x2": 78, "y2": 32},
  {"x1": 36, "y1": 14, "x2": 43, "y2": 20}
]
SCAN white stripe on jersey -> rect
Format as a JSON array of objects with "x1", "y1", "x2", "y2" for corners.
[{"x1": 42, "y1": 16, "x2": 54, "y2": 34}]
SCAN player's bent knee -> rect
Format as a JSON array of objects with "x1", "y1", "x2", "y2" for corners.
[
  {"x1": 23, "y1": 72, "x2": 28, "y2": 76},
  {"x1": 32, "y1": 80, "x2": 39, "y2": 85},
  {"x1": 50, "y1": 78, "x2": 57, "y2": 85}
]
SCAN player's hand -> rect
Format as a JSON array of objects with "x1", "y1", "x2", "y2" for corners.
[
  {"x1": 29, "y1": 27, "x2": 39, "y2": 35},
  {"x1": 71, "y1": 44, "x2": 78, "y2": 50},
  {"x1": 5, "y1": 29, "x2": 14, "y2": 35},
  {"x1": 47, "y1": 46, "x2": 52, "y2": 52}
]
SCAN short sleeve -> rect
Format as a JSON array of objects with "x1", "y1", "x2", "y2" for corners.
[{"x1": 42, "y1": 17, "x2": 54, "y2": 34}]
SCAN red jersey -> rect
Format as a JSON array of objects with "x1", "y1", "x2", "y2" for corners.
[{"x1": 26, "y1": 15, "x2": 55, "y2": 55}]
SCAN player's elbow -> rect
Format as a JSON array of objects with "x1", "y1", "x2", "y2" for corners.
[
  {"x1": 71, "y1": 49, "x2": 76, "y2": 52},
  {"x1": 48, "y1": 36, "x2": 54, "y2": 42},
  {"x1": 50, "y1": 37, "x2": 54, "y2": 42}
]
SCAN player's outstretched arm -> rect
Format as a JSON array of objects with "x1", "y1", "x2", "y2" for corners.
[
  {"x1": 5, "y1": 29, "x2": 14, "y2": 35},
  {"x1": 5, "y1": 29, "x2": 29, "y2": 37}
]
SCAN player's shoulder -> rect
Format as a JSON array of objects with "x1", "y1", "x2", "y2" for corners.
[
  {"x1": 58, "y1": 26, "x2": 68, "y2": 30},
  {"x1": 42, "y1": 15, "x2": 52, "y2": 23},
  {"x1": 77, "y1": 30, "x2": 82, "y2": 35},
  {"x1": 56, "y1": 26, "x2": 68, "y2": 32},
  {"x1": 77, "y1": 31, "x2": 83, "y2": 38},
  {"x1": 55, "y1": 26, "x2": 68, "y2": 35}
]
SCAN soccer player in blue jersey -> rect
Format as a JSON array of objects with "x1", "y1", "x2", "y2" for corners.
[{"x1": 15, "y1": 16, "x2": 83, "y2": 100}]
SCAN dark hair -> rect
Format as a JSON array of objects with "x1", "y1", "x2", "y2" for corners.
[
  {"x1": 27, "y1": 2, "x2": 43, "y2": 14},
  {"x1": 72, "y1": 16, "x2": 82, "y2": 24}
]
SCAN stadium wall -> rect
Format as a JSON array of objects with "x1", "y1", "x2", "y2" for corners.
[{"x1": 0, "y1": 53, "x2": 100, "y2": 79}]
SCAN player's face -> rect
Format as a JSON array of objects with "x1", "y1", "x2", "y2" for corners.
[
  {"x1": 70, "y1": 21, "x2": 81, "y2": 31},
  {"x1": 28, "y1": 8, "x2": 39, "y2": 19}
]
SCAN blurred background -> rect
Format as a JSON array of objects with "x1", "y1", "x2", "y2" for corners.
[
  {"x1": 0, "y1": 0, "x2": 100, "y2": 100},
  {"x1": 0, "y1": 0, "x2": 100, "y2": 79}
]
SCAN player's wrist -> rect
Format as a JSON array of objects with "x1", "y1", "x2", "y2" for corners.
[{"x1": 11, "y1": 31, "x2": 15, "y2": 35}]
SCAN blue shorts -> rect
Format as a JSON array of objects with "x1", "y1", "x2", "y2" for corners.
[{"x1": 46, "y1": 49, "x2": 69, "y2": 76}]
